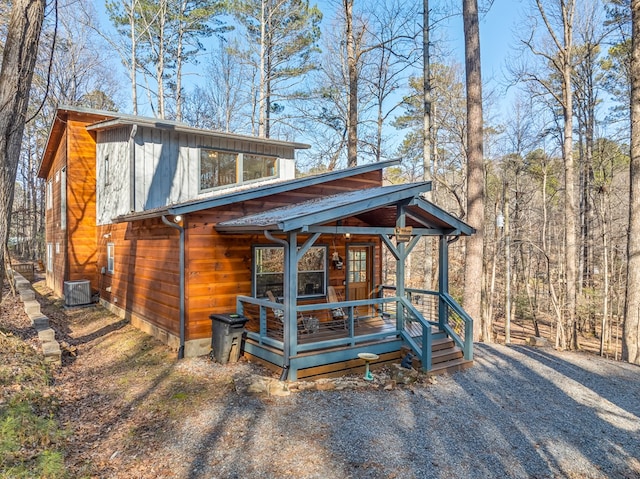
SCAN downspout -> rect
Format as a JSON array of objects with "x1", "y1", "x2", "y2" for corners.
[
  {"x1": 264, "y1": 230, "x2": 290, "y2": 381},
  {"x1": 129, "y1": 124, "x2": 138, "y2": 212},
  {"x1": 162, "y1": 215, "x2": 185, "y2": 359}
]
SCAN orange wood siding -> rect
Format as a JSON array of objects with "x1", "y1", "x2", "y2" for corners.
[
  {"x1": 65, "y1": 120, "x2": 99, "y2": 288},
  {"x1": 97, "y1": 220, "x2": 181, "y2": 337},
  {"x1": 183, "y1": 171, "x2": 383, "y2": 341},
  {"x1": 45, "y1": 134, "x2": 68, "y2": 296}
]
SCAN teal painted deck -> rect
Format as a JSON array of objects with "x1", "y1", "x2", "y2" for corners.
[{"x1": 237, "y1": 286, "x2": 473, "y2": 380}]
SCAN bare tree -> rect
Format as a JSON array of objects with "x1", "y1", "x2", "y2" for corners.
[{"x1": 0, "y1": 0, "x2": 46, "y2": 300}]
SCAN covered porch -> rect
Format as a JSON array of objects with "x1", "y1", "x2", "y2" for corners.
[{"x1": 217, "y1": 182, "x2": 475, "y2": 381}]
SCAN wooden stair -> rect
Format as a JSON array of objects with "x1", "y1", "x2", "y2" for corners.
[{"x1": 413, "y1": 336, "x2": 473, "y2": 376}]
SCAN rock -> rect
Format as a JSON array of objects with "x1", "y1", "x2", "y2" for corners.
[
  {"x1": 315, "y1": 379, "x2": 336, "y2": 391},
  {"x1": 234, "y1": 374, "x2": 290, "y2": 396},
  {"x1": 390, "y1": 363, "x2": 419, "y2": 385}
]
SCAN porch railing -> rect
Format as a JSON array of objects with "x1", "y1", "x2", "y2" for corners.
[{"x1": 236, "y1": 285, "x2": 473, "y2": 371}]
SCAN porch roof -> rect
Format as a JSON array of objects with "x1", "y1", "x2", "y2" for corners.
[{"x1": 216, "y1": 182, "x2": 475, "y2": 236}]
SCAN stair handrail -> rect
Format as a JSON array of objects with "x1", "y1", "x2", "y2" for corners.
[
  {"x1": 398, "y1": 296, "x2": 433, "y2": 370},
  {"x1": 440, "y1": 293, "x2": 474, "y2": 361}
]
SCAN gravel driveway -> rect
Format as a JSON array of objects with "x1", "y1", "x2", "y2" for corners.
[{"x1": 146, "y1": 344, "x2": 640, "y2": 479}]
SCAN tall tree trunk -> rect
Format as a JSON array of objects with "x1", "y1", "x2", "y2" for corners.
[
  {"x1": 624, "y1": 0, "x2": 640, "y2": 365},
  {"x1": 129, "y1": 0, "x2": 138, "y2": 115},
  {"x1": 423, "y1": 0, "x2": 431, "y2": 185},
  {"x1": 0, "y1": 0, "x2": 46, "y2": 302},
  {"x1": 344, "y1": 0, "x2": 358, "y2": 167},
  {"x1": 462, "y1": 0, "x2": 485, "y2": 340}
]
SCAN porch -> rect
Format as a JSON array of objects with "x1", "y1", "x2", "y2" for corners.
[
  {"x1": 215, "y1": 181, "x2": 476, "y2": 381},
  {"x1": 236, "y1": 285, "x2": 473, "y2": 380}
]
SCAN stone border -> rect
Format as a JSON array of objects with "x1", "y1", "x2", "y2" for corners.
[{"x1": 9, "y1": 269, "x2": 62, "y2": 365}]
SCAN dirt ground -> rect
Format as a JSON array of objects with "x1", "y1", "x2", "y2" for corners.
[{"x1": 1, "y1": 279, "x2": 633, "y2": 478}]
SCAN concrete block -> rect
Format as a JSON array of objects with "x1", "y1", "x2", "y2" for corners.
[
  {"x1": 30, "y1": 315, "x2": 49, "y2": 329},
  {"x1": 24, "y1": 300, "x2": 41, "y2": 316},
  {"x1": 42, "y1": 341, "x2": 62, "y2": 365},
  {"x1": 19, "y1": 289, "x2": 35, "y2": 301},
  {"x1": 37, "y1": 328, "x2": 56, "y2": 342},
  {"x1": 15, "y1": 279, "x2": 31, "y2": 291}
]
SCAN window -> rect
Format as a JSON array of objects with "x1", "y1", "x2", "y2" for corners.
[
  {"x1": 60, "y1": 167, "x2": 66, "y2": 230},
  {"x1": 348, "y1": 249, "x2": 368, "y2": 283},
  {"x1": 55, "y1": 242, "x2": 60, "y2": 254},
  {"x1": 46, "y1": 243, "x2": 53, "y2": 272},
  {"x1": 46, "y1": 180, "x2": 52, "y2": 210},
  {"x1": 243, "y1": 154, "x2": 277, "y2": 180},
  {"x1": 200, "y1": 150, "x2": 238, "y2": 190},
  {"x1": 254, "y1": 245, "x2": 327, "y2": 298},
  {"x1": 199, "y1": 148, "x2": 278, "y2": 192},
  {"x1": 104, "y1": 155, "x2": 110, "y2": 186},
  {"x1": 107, "y1": 243, "x2": 115, "y2": 273}
]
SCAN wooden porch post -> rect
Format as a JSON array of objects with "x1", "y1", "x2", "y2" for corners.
[
  {"x1": 438, "y1": 235, "x2": 449, "y2": 329},
  {"x1": 285, "y1": 231, "x2": 298, "y2": 380},
  {"x1": 396, "y1": 205, "x2": 407, "y2": 330}
]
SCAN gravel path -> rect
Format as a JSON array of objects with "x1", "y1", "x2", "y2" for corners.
[{"x1": 144, "y1": 344, "x2": 640, "y2": 479}]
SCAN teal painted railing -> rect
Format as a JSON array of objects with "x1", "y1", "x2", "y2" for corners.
[{"x1": 236, "y1": 285, "x2": 474, "y2": 371}]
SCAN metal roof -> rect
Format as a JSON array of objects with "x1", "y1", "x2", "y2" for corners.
[
  {"x1": 215, "y1": 182, "x2": 475, "y2": 236},
  {"x1": 113, "y1": 159, "x2": 400, "y2": 222},
  {"x1": 86, "y1": 116, "x2": 310, "y2": 150}
]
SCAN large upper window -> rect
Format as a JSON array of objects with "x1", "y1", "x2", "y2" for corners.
[
  {"x1": 254, "y1": 246, "x2": 327, "y2": 298},
  {"x1": 200, "y1": 149, "x2": 277, "y2": 192}
]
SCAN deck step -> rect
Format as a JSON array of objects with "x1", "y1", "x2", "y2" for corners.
[
  {"x1": 427, "y1": 357, "x2": 474, "y2": 376},
  {"x1": 431, "y1": 337, "x2": 455, "y2": 351},
  {"x1": 431, "y1": 346, "x2": 463, "y2": 364}
]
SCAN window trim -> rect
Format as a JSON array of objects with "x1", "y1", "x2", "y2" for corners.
[
  {"x1": 252, "y1": 244, "x2": 328, "y2": 299},
  {"x1": 198, "y1": 147, "x2": 279, "y2": 193}
]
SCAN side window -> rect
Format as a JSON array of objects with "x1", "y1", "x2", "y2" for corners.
[
  {"x1": 104, "y1": 154, "x2": 110, "y2": 187},
  {"x1": 46, "y1": 180, "x2": 53, "y2": 210},
  {"x1": 107, "y1": 243, "x2": 115, "y2": 273},
  {"x1": 60, "y1": 167, "x2": 66, "y2": 230},
  {"x1": 47, "y1": 243, "x2": 53, "y2": 272}
]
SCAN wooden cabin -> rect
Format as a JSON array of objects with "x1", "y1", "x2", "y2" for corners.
[{"x1": 38, "y1": 105, "x2": 475, "y2": 380}]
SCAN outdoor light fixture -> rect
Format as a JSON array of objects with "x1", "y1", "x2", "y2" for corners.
[
  {"x1": 345, "y1": 233, "x2": 351, "y2": 240},
  {"x1": 174, "y1": 215, "x2": 183, "y2": 223}
]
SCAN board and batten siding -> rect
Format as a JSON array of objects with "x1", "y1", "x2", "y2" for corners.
[
  {"x1": 96, "y1": 126, "x2": 131, "y2": 225},
  {"x1": 96, "y1": 125, "x2": 298, "y2": 224}
]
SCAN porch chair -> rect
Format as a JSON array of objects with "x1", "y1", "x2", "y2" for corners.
[
  {"x1": 265, "y1": 290, "x2": 284, "y2": 320},
  {"x1": 267, "y1": 290, "x2": 319, "y2": 334},
  {"x1": 327, "y1": 286, "x2": 351, "y2": 329}
]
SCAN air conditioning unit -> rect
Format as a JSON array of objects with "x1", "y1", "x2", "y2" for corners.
[{"x1": 64, "y1": 280, "x2": 92, "y2": 307}]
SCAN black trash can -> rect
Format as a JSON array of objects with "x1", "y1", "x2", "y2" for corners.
[{"x1": 209, "y1": 313, "x2": 248, "y2": 364}]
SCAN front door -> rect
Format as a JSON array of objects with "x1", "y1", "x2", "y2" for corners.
[{"x1": 346, "y1": 245, "x2": 373, "y2": 314}]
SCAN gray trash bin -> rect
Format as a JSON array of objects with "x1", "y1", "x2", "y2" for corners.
[{"x1": 210, "y1": 313, "x2": 248, "y2": 364}]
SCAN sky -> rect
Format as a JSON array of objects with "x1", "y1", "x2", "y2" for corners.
[{"x1": 93, "y1": 0, "x2": 527, "y2": 155}]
